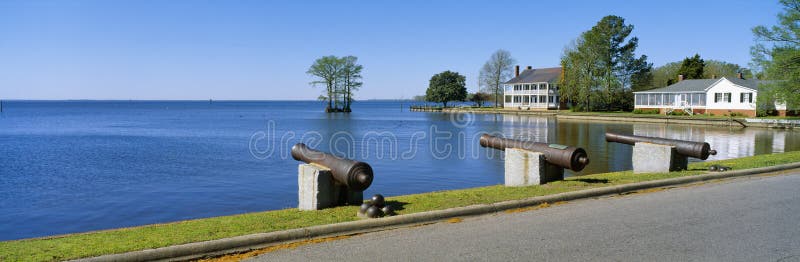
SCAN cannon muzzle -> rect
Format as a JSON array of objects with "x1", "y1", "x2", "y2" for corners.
[
  {"x1": 291, "y1": 143, "x2": 374, "y2": 191},
  {"x1": 605, "y1": 132, "x2": 717, "y2": 160},
  {"x1": 479, "y1": 134, "x2": 590, "y2": 172}
]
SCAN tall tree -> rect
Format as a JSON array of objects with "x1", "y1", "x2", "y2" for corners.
[
  {"x1": 559, "y1": 15, "x2": 650, "y2": 111},
  {"x1": 426, "y1": 71, "x2": 467, "y2": 108},
  {"x1": 752, "y1": 0, "x2": 800, "y2": 111},
  {"x1": 307, "y1": 56, "x2": 344, "y2": 112},
  {"x1": 478, "y1": 49, "x2": 516, "y2": 108},
  {"x1": 677, "y1": 54, "x2": 705, "y2": 79},
  {"x1": 340, "y1": 56, "x2": 363, "y2": 112}
]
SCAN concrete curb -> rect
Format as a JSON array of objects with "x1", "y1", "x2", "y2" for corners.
[{"x1": 74, "y1": 162, "x2": 800, "y2": 262}]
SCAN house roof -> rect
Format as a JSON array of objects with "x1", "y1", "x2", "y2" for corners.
[
  {"x1": 634, "y1": 77, "x2": 765, "y2": 93},
  {"x1": 505, "y1": 67, "x2": 562, "y2": 84}
]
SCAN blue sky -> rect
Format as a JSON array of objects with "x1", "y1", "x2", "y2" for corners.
[{"x1": 0, "y1": 0, "x2": 783, "y2": 100}]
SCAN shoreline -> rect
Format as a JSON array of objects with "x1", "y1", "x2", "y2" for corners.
[
  {"x1": 3, "y1": 151, "x2": 800, "y2": 261},
  {"x1": 434, "y1": 107, "x2": 800, "y2": 129}
]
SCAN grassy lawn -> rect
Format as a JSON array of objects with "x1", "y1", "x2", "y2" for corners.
[{"x1": 2, "y1": 151, "x2": 800, "y2": 261}]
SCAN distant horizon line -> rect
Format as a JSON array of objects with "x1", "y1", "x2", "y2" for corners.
[{"x1": 0, "y1": 98, "x2": 421, "y2": 102}]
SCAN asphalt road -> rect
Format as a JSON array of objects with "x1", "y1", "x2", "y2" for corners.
[{"x1": 248, "y1": 172, "x2": 800, "y2": 262}]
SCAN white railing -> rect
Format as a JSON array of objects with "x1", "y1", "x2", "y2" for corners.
[{"x1": 505, "y1": 90, "x2": 550, "y2": 95}]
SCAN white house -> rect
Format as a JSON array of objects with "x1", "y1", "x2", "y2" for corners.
[
  {"x1": 503, "y1": 66, "x2": 565, "y2": 110},
  {"x1": 632, "y1": 74, "x2": 787, "y2": 117}
]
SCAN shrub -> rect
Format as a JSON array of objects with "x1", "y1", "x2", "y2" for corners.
[
  {"x1": 667, "y1": 110, "x2": 689, "y2": 116},
  {"x1": 728, "y1": 112, "x2": 747, "y2": 117},
  {"x1": 632, "y1": 109, "x2": 660, "y2": 114}
]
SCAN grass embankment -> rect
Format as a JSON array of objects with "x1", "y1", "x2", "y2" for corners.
[{"x1": 3, "y1": 151, "x2": 800, "y2": 261}]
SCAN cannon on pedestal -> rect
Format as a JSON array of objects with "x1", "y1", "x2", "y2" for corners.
[
  {"x1": 292, "y1": 143, "x2": 374, "y2": 210},
  {"x1": 605, "y1": 133, "x2": 717, "y2": 160},
  {"x1": 605, "y1": 132, "x2": 717, "y2": 173},
  {"x1": 291, "y1": 143, "x2": 373, "y2": 191},
  {"x1": 479, "y1": 134, "x2": 590, "y2": 186}
]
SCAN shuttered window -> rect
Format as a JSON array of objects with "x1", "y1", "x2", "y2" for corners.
[{"x1": 740, "y1": 93, "x2": 753, "y2": 103}]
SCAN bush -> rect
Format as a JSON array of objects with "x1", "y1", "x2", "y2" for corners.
[
  {"x1": 668, "y1": 110, "x2": 689, "y2": 116},
  {"x1": 632, "y1": 109, "x2": 660, "y2": 114},
  {"x1": 728, "y1": 112, "x2": 747, "y2": 117}
]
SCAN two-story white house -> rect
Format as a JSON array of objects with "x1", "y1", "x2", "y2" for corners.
[
  {"x1": 503, "y1": 66, "x2": 564, "y2": 110},
  {"x1": 632, "y1": 74, "x2": 787, "y2": 117}
]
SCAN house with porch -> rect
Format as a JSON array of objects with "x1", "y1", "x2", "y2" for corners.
[
  {"x1": 633, "y1": 73, "x2": 788, "y2": 117},
  {"x1": 503, "y1": 66, "x2": 565, "y2": 110}
]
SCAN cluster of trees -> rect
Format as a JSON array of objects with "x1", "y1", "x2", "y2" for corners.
[
  {"x1": 559, "y1": 15, "x2": 652, "y2": 111},
  {"x1": 417, "y1": 1, "x2": 799, "y2": 114},
  {"x1": 422, "y1": 71, "x2": 494, "y2": 108},
  {"x1": 645, "y1": 55, "x2": 754, "y2": 89},
  {"x1": 306, "y1": 55, "x2": 363, "y2": 112},
  {"x1": 421, "y1": 50, "x2": 515, "y2": 108},
  {"x1": 751, "y1": 0, "x2": 800, "y2": 114}
]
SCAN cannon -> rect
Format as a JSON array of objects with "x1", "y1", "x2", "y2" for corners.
[
  {"x1": 605, "y1": 133, "x2": 717, "y2": 160},
  {"x1": 479, "y1": 134, "x2": 590, "y2": 172},
  {"x1": 291, "y1": 143, "x2": 373, "y2": 191}
]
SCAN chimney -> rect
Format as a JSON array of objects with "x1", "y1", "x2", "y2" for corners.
[
  {"x1": 527, "y1": 66, "x2": 533, "y2": 70},
  {"x1": 711, "y1": 74, "x2": 717, "y2": 79},
  {"x1": 737, "y1": 72, "x2": 743, "y2": 79},
  {"x1": 515, "y1": 65, "x2": 520, "y2": 77},
  {"x1": 678, "y1": 74, "x2": 684, "y2": 82}
]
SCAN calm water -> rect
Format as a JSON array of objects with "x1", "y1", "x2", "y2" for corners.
[{"x1": 1, "y1": 100, "x2": 798, "y2": 240}]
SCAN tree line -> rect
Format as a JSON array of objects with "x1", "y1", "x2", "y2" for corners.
[{"x1": 395, "y1": 0, "x2": 799, "y2": 114}]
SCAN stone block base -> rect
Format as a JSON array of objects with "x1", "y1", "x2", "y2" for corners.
[
  {"x1": 505, "y1": 148, "x2": 564, "y2": 186},
  {"x1": 632, "y1": 142, "x2": 688, "y2": 174},
  {"x1": 298, "y1": 164, "x2": 363, "y2": 210}
]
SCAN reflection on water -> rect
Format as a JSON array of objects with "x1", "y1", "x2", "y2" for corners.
[{"x1": 482, "y1": 115, "x2": 799, "y2": 176}]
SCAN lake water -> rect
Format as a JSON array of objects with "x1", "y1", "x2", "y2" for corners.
[{"x1": 1, "y1": 100, "x2": 798, "y2": 241}]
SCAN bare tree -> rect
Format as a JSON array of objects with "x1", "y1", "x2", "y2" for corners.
[{"x1": 479, "y1": 49, "x2": 516, "y2": 108}]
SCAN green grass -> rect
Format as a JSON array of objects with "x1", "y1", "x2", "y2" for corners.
[{"x1": 3, "y1": 151, "x2": 800, "y2": 261}]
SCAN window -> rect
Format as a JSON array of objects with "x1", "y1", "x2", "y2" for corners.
[
  {"x1": 548, "y1": 96, "x2": 554, "y2": 103},
  {"x1": 724, "y1": 93, "x2": 731, "y2": 103},
  {"x1": 505, "y1": 96, "x2": 511, "y2": 103},
  {"x1": 740, "y1": 93, "x2": 753, "y2": 103},
  {"x1": 714, "y1": 93, "x2": 722, "y2": 103},
  {"x1": 539, "y1": 95, "x2": 547, "y2": 104}
]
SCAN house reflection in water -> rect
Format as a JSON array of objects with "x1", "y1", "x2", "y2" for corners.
[{"x1": 631, "y1": 124, "x2": 797, "y2": 161}]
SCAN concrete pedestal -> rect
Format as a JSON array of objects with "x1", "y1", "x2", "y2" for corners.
[
  {"x1": 505, "y1": 148, "x2": 564, "y2": 186},
  {"x1": 298, "y1": 164, "x2": 363, "y2": 210},
  {"x1": 632, "y1": 142, "x2": 688, "y2": 174}
]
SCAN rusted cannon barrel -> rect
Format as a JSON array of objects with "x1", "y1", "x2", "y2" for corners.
[
  {"x1": 479, "y1": 134, "x2": 590, "y2": 172},
  {"x1": 605, "y1": 132, "x2": 717, "y2": 160},
  {"x1": 291, "y1": 143, "x2": 374, "y2": 191}
]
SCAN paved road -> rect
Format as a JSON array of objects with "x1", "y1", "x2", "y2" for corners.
[{"x1": 249, "y1": 172, "x2": 800, "y2": 261}]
